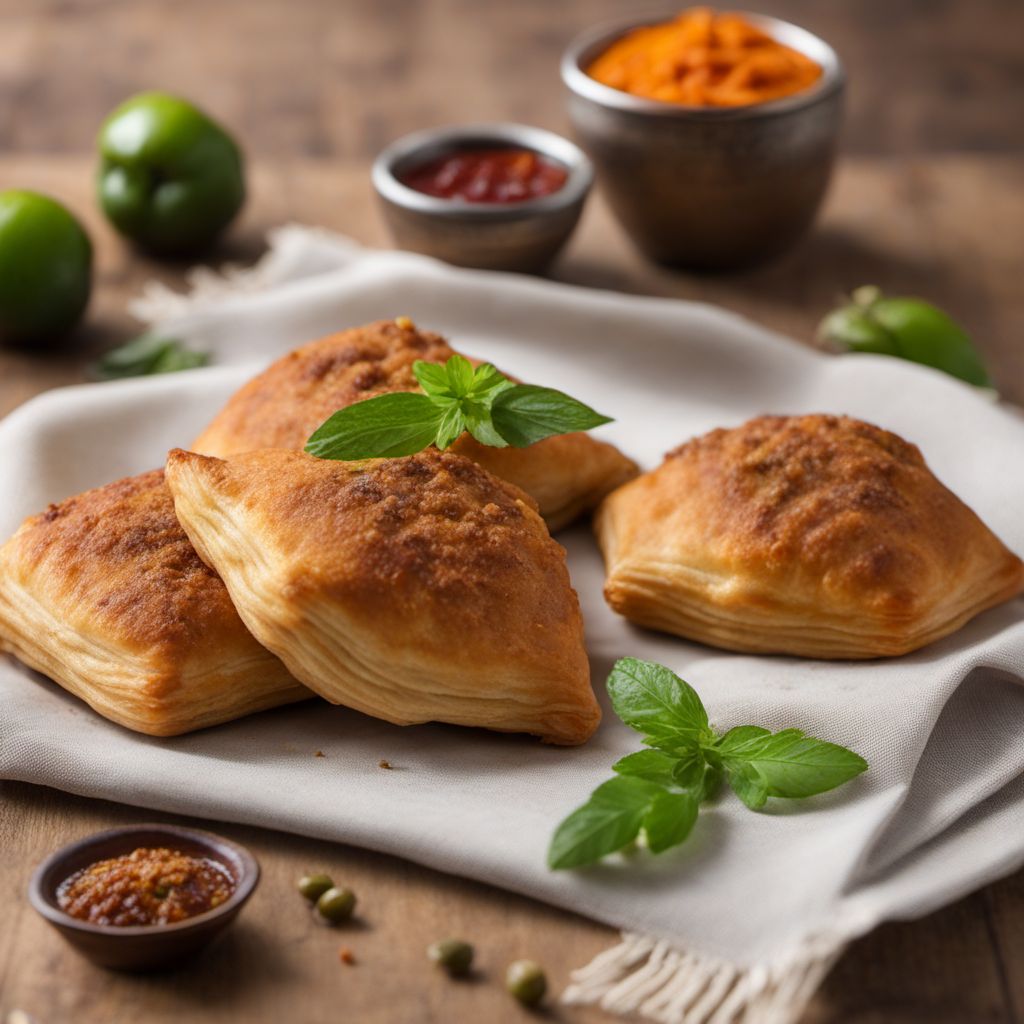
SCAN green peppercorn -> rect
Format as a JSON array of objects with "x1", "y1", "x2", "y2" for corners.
[
  {"x1": 315, "y1": 886, "x2": 356, "y2": 924},
  {"x1": 506, "y1": 959, "x2": 547, "y2": 1006},
  {"x1": 297, "y1": 872, "x2": 334, "y2": 902},
  {"x1": 428, "y1": 938, "x2": 474, "y2": 976}
]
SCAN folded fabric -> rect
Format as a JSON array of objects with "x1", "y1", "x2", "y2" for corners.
[{"x1": 2, "y1": 228, "x2": 1022, "y2": 1024}]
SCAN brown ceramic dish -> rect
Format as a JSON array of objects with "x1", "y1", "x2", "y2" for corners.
[
  {"x1": 28, "y1": 823, "x2": 259, "y2": 971},
  {"x1": 372, "y1": 122, "x2": 593, "y2": 274},
  {"x1": 561, "y1": 13, "x2": 844, "y2": 270}
]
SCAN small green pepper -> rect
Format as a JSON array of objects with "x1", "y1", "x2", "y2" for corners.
[
  {"x1": 315, "y1": 886, "x2": 356, "y2": 924},
  {"x1": 428, "y1": 938, "x2": 475, "y2": 976},
  {"x1": 0, "y1": 190, "x2": 92, "y2": 347},
  {"x1": 506, "y1": 959, "x2": 547, "y2": 1006},
  {"x1": 97, "y1": 92, "x2": 245, "y2": 255},
  {"x1": 297, "y1": 872, "x2": 334, "y2": 902},
  {"x1": 817, "y1": 285, "x2": 991, "y2": 388}
]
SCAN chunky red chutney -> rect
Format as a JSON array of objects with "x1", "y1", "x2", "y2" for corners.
[
  {"x1": 400, "y1": 148, "x2": 568, "y2": 203},
  {"x1": 57, "y1": 847, "x2": 235, "y2": 926}
]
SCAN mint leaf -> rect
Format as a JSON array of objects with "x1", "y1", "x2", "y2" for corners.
[
  {"x1": 490, "y1": 385, "x2": 612, "y2": 447},
  {"x1": 305, "y1": 392, "x2": 444, "y2": 460},
  {"x1": 412, "y1": 360, "x2": 454, "y2": 399},
  {"x1": 150, "y1": 345, "x2": 209, "y2": 374},
  {"x1": 700, "y1": 761, "x2": 724, "y2": 801},
  {"x1": 435, "y1": 404, "x2": 467, "y2": 450},
  {"x1": 717, "y1": 729, "x2": 868, "y2": 803},
  {"x1": 464, "y1": 409, "x2": 509, "y2": 448},
  {"x1": 643, "y1": 789, "x2": 700, "y2": 853},
  {"x1": 613, "y1": 749, "x2": 679, "y2": 786},
  {"x1": 726, "y1": 762, "x2": 770, "y2": 810},
  {"x1": 310, "y1": 354, "x2": 613, "y2": 461},
  {"x1": 94, "y1": 334, "x2": 208, "y2": 379},
  {"x1": 470, "y1": 363, "x2": 515, "y2": 398},
  {"x1": 548, "y1": 660, "x2": 869, "y2": 872},
  {"x1": 607, "y1": 658, "x2": 710, "y2": 750},
  {"x1": 671, "y1": 751, "x2": 707, "y2": 789},
  {"x1": 444, "y1": 353, "x2": 476, "y2": 397},
  {"x1": 548, "y1": 776, "x2": 660, "y2": 870}
]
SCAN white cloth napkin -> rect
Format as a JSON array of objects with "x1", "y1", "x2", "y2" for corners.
[{"x1": 3, "y1": 228, "x2": 1023, "y2": 1024}]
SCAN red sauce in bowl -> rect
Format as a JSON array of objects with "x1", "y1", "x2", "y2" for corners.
[
  {"x1": 399, "y1": 148, "x2": 569, "y2": 203},
  {"x1": 56, "y1": 847, "x2": 235, "y2": 927}
]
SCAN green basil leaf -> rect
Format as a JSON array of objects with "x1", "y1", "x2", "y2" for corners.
[
  {"x1": 720, "y1": 729, "x2": 868, "y2": 802},
  {"x1": 643, "y1": 789, "x2": 700, "y2": 854},
  {"x1": 305, "y1": 392, "x2": 444, "y2": 460},
  {"x1": 713, "y1": 726, "x2": 771, "y2": 757},
  {"x1": 612, "y1": 749, "x2": 679, "y2": 786},
  {"x1": 607, "y1": 658, "x2": 709, "y2": 750},
  {"x1": 671, "y1": 751, "x2": 706, "y2": 790},
  {"x1": 435, "y1": 404, "x2": 467, "y2": 450},
  {"x1": 726, "y1": 762, "x2": 769, "y2": 810},
  {"x1": 150, "y1": 345, "x2": 209, "y2": 374},
  {"x1": 700, "y1": 761, "x2": 724, "y2": 802},
  {"x1": 547, "y1": 776, "x2": 660, "y2": 870},
  {"x1": 470, "y1": 363, "x2": 516, "y2": 399},
  {"x1": 444, "y1": 353, "x2": 476, "y2": 397},
  {"x1": 412, "y1": 360, "x2": 454, "y2": 399},
  {"x1": 465, "y1": 410, "x2": 509, "y2": 448},
  {"x1": 94, "y1": 334, "x2": 207, "y2": 379},
  {"x1": 490, "y1": 384, "x2": 613, "y2": 447}
]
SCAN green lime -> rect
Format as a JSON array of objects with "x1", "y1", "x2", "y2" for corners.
[{"x1": 0, "y1": 190, "x2": 93, "y2": 347}]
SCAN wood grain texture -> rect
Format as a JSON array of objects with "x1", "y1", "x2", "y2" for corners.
[{"x1": 1, "y1": 1, "x2": 1023, "y2": 1022}]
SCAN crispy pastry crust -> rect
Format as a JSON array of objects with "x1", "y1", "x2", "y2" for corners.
[
  {"x1": 0, "y1": 470, "x2": 308, "y2": 735},
  {"x1": 166, "y1": 448, "x2": 600, "y2": 744},
  {"x1": 191, "y1": 319, "x2": 637, "y2": 530},
  {"x1": 596, "y1": 414, "x2": 1024, "y2": 659}
]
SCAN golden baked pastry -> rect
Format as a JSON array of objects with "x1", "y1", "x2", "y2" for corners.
[
  {"x1": 191, "y1": 318, "x2": 637, "y2": 531},
  {"x1": 596, "y1": 414, "x2": 1024, "y2": 659},
  {"x1": 0, "y1": 470, "x2": 309, "y2": 735},
  {"x1": 166, "y1": 447, "x2": 600, "y2": 744}
]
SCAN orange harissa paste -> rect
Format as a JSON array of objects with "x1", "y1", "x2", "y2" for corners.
[{"x1": 587, "y1": 8, "x2": 822, "y2": 107}]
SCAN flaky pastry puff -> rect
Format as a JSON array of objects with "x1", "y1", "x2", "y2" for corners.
[
  {"x1": 0, "y1": 470, "x2": 309, "y2": 735},
  {"x1": 165, "y1": 447, "x2": 600, "y2": 744},
  {"x1": 596, "y1": 414, "x2": 1024, "y2": 659},
  {"x1": 191, "y1": 318, "x2": 637, "y2": 531}
]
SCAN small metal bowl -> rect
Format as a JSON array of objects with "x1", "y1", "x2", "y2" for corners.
[
  {"x1": 562, "y1": 13, "x2": 845, "y2": 271},
  {"x1": 28, "y1": 823, "x2": 260, "y2": 971},
  {"x1": 372, "y1": 122, "x2": 593, "y2": 274}
]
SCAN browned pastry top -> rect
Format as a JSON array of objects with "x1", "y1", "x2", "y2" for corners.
[
  {"x1": 11, "y1": 469, "x2": 253, "y2": 673},
  {"x1": 193, "y1": 319, "x2": 454, "y2": 454},
  {"x1": 192, "y1": 318, "x2": 638, "y2": 531}
]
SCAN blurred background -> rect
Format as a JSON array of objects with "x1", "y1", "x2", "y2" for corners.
[{"x1": 0, "y1": 0, "x2": 1021, "y2": 397}]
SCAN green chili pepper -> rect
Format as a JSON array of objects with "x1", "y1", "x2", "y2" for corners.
[{"x1": 817, "y1": 286, "x2": 991, "y2": 389}]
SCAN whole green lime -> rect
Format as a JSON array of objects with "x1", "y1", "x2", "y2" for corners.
[
  {"x1": 97, "y1": 92, "x2": 245, "y2": 255},
  {"x1": 0, "y1": 190, "x2": 93, "y2": 347}
]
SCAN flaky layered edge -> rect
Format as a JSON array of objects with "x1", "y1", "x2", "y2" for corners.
[
  {"x1": 596, "y1": 501, "x2": 1024, "y2": 660},
  {"x1": 167, "y1": 458, "x2": 600, "y2": 745},
  {"x1": 0, "y1": 541, "x2": 309, "y2": 737}
]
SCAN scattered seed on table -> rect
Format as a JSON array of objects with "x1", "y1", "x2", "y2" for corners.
[
  {"x1": 316, "y1": 886, "x2": 357, "y2": 924},
  {"x1": 506, "y1": 960, "x2": 547, "y2": 1006},
  {"x1": 298, "y1": 873, "x2": 334, "y2": 902},
  {"x1": 428, "y1": 938, "x2": 474, "y2": 976}
]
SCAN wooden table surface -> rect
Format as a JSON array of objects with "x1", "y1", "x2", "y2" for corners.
[{"x1": 2, "y1": 3, "x2": 1023, "y2": 1023}]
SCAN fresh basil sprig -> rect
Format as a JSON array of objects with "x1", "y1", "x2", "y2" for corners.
[
  {"x1": 305, "y1": 354, "x2": 612, "y2": 461},
  {"x1": 93, "y1": 333, "x2": 209, "y2": 380},
  {"x1": 548, "y1": 658, "x2": 867, "y2": 870}
]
